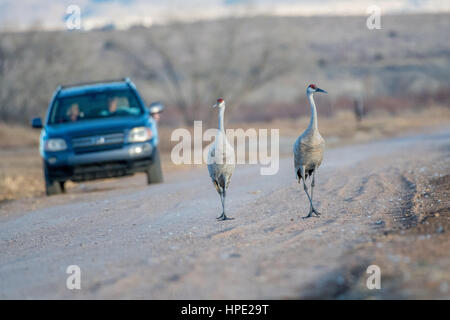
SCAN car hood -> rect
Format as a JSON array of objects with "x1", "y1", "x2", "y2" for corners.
[{"x1": 46, "y1": 116, "x2": 146, "y2": 138}]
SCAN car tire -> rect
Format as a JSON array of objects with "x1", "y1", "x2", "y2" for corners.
[
  {"x1": 44, "y1": 163, "x2": 62, "y2": 196},
  {"x1": 146, "y1": 148, "x2": 163, "y2": 184},
  {"x1": 59, "y1": 181, "x2": 66, "y2": 193}
]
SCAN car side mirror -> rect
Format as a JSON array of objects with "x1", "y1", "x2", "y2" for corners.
[
  {"x1": 148, "y1": 102, "x2": 164, "y2": 115},
  {"x1": 31, "y1": 117, "x2": 43, "y2": 129}
]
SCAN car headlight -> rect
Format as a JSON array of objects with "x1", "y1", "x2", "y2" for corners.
[
  {"x1": 44, "y1": 138, "x2": 67, "y2": 151},
  {"x1": 128, "y1": 127, "x2": 152, "y2": 142}
]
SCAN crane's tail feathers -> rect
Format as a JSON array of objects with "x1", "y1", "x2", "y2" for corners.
[
  {"x1": 297, "y1": 168, "x2": 314, "y2": 182},
  {"x1": 296, "y1": 169, "x2": 307, "y2": 182},
  {"x1": 213, "y1": 181, "x2": 221, "y2": 193},
  {"x1": 213, "y1": 180, "x2": 226, "y2": 194}
]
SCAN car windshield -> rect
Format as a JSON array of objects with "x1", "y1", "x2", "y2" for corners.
[{"x1": 49, "y1": 89, "x2": 143, "y2": 124}]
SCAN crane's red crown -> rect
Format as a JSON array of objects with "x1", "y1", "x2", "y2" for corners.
[
  {"x1": 217, "y1": 98, "x2": 224, "y2": 103},
  {"x1": 308, "y1": 84, "x2": 317, "y2": 89}
]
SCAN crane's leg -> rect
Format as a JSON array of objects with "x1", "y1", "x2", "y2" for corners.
[
  {"x1": 310, "y1": 170, "x2": 321, "y2": 217},
  {"x1": 298, "y1": 167, "x2": 313, "y2": 219},
  {"x1": 217, "y1": 189, "x2": 233, "y2": 221},
  {"x1": 216, "y1": 191, "x2": 225, "y2": 220},
  {"x1": 302, "y1": 178, "x2": 315, "y2": 219}
]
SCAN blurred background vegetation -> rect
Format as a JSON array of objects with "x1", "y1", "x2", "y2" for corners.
[{"x1": 0, "y1": 13, "x2": 448, "y2": 126}]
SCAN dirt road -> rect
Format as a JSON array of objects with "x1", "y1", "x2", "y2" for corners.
[{"x1": 0, "y1": 127, "x2": 449, "y2": 299}]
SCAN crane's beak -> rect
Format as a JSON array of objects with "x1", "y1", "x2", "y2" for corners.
[{"x1": 316, "y1": 88, "x2": 327, "y2": 94}]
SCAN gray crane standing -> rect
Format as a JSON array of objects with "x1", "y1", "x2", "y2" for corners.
[
  {"x1": 293, "y1": 84, "x2": 327, "y2": 218},
  {"x1": 207, "y1": 98, "x2": 236, "y2": 220}
]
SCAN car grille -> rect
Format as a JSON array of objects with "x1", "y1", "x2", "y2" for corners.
[{"x1": 72, "y1": 132, "x2": 125, "y2": 153}]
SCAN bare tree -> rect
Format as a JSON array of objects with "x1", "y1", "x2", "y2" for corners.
[{"x1": 108, "y1": 18, "x2": 291, "y2": 125}]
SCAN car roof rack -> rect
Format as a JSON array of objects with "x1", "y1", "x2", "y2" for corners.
[{"x1": 60, "y1": 78, "x2": 131, "y2": 89}]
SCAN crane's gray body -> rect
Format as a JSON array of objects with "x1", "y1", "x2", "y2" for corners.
[{"x1": 293, "y1": 130, "x2": 325, "y2": 180}]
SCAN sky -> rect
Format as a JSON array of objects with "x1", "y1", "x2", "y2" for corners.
[{"x1": 0, "y1": 0, "x2": 448, "y2": 31}]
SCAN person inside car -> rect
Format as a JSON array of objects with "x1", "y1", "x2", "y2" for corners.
[
  {"x1": 100, "y1": 96, "x2": 119, "y2": 117},
  {"x1": 66, "y1": 103, "x2": 80, "y2": 122},
  {"x1": 108, "y1": 96, "x2": 118, "y2": 114}
]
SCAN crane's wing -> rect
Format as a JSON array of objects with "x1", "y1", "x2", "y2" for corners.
[
  {"x1": 293, "y1": 137, "x2": 325, "y2": 180},
  {"x1": 208, "y1": 162, "x2": 234, "y2": 193},
  {"x1": 207, "y1": 139, "x2": 235, "y2": 193}
]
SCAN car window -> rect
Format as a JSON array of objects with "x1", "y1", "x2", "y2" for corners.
[{"x1": 49, "y1": 89, "x2": 143, "y2": 124}]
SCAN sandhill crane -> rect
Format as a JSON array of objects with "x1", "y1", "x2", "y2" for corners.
[
  {"x1": 293, "y1": 84, "x2": 327, "y2": 218},
  {"x1": 208, "y1": 98, "x2": 236, "y2": 220}
]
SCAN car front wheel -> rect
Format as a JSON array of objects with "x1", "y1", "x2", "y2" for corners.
[
  {"x1": 146, "y1": 148, "x2": 163, "y2": 184},
  {"x1": 43, "y1": 162, "x2": 62, "y2": 196}
]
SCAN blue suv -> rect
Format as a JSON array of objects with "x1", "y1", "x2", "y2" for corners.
[{"x1": 31, "y1": 78, "x2": 164, "y2": 195}]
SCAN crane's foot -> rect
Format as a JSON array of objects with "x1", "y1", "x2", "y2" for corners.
[
  {"x1": 302, "y1": 208, "x2": 321, "y2": 219},
  {"x1": 302, "y1": 212, "x2": 313, "y2": 219},
  {"x1": 216, "y1": 213, "x2": 234, "y2": 221},
  {"x1": 312, "y1": 208, "x2": 321, "y2": 216}
]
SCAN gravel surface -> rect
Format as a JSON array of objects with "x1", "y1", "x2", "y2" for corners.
[{"x1": 0, "y1": 127, "x2": 449, "y2": 299}]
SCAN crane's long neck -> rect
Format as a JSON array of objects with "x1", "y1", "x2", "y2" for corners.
[
  {"x1": 307, "y1": 93, "x2": 318, "y2": 132},
  {"x1": 218, "y1": 107, "x2": 225, "y2": 132}
]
